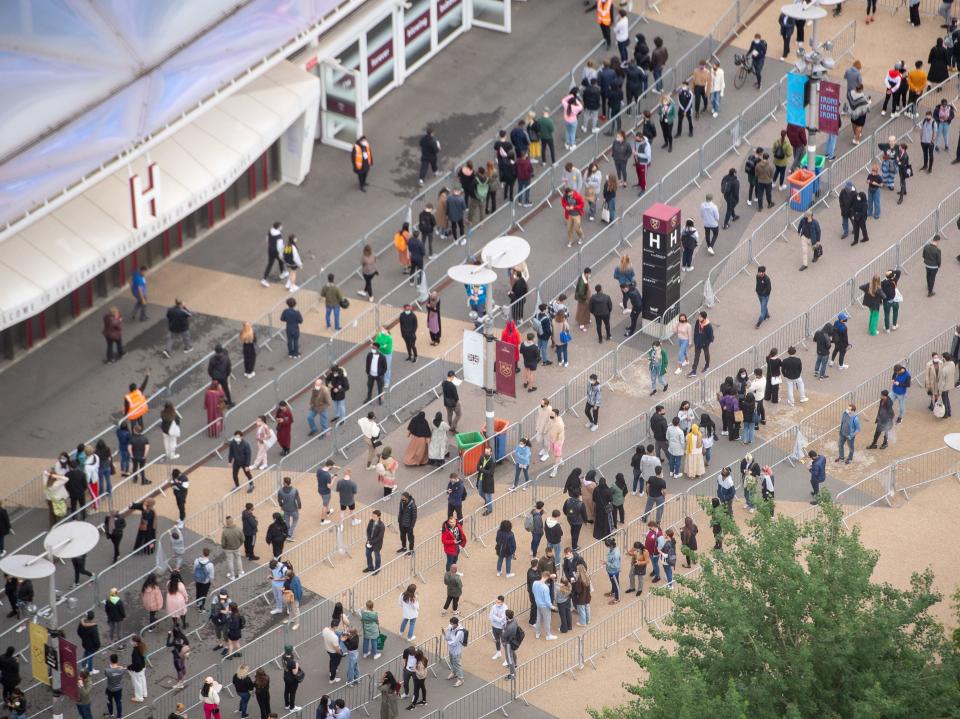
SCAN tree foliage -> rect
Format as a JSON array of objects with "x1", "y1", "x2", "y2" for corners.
[{"x1": 591, "y1": 499, "x2": 960, "y2": 719}]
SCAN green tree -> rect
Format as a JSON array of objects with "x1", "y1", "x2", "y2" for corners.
[{"x1": 591, "y1": 500, "x2": 960, "y2": 719}]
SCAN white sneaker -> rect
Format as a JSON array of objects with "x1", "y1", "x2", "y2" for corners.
[
  {"x1": 779, "y1": 184, "x2": 787, "y2": 191},
  {"x1": 502, "y1": 660, "x2": 510, "y2": 667},
  {"x1": 747, "y1": 199, "x2": 752, "y2": 206},
  {"x1": 688, "y1": 265, "x2": 694, "y2": 271},
  {"x1": 675, "y1": 367, "x2": 682, "y2": 375},
  {"x1": 497, "y1": 571, "x2": 502, "y2": 576},
  {"x1": 89, "y1": 669, "x2": 100, "y2": 675},
  {"x1": 280, "y1": 271, "x2": 289, "y2": 279},
  {"x1": 227, "y1": 573, "x2": 234, "y2": 580},
  {"x1": 374, "y1": 653, "x2": 381, "y2": 659},
  {"x1": 351, "y1": 518, "x2": 361, "y2": 525},
  {"x1": 288, "y1": 284, "x2": 299, "y2": 292},
  {"x1": 707, "y1": 247, "x2": 715, "y2": 256},
  {"x1": 506, "y1": 573, "x2": 515, "y2": 577},
  {"x1": 408, "y1": 636, "x2": 416, "y2": 641},
  {"x1": 800, "y1": 397, "x2": 809, "y2": 403},
  {"x1": 590, "y1": 425, "x2": 598, "y2": 432},
  {"x1": 712, "y1": 111, "x2": 718, "y2": 118},
  {"x1": 357, "y1": 290, "x2": 367, "y2": 297},
  {"x1": 585, "y1": 422, "x2": 594, "y2": 429},
  {"x1": 270, "y1": 609, "x2": 282, "y2": 615},
  {"x1": 492, "y1": 651, "x2": 501, "y2": 660},
  {"x1": 260, "y1": 279, "x2": 269, "y2": 287},
  {"x1": 320, "y1": 519, "x2": 331, "y2": 525},
  {"x1": 828, "y1": 360, "x2": 835, "y2": 367},
  {"x1": 840, "y1": 364, "x2": 849, "y2": 370},
  {"x1": 546, "y1": 635, "x2": 558, "y2": 640}
]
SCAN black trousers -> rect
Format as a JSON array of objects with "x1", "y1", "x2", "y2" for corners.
[
  {"x1": 450, "y1": 219, "x2": 465, "y2": 239},
  {"x1": 419, "y1": 157, "x2": 438, "y2": 181},
  {"x1": 541, "y1": 138, "x2": 556, "y2": 165},
  {"x1": 284, "y1": 677, "x2": 300, "y2": 707},
  {"x1": 852, "y1": 217, "x2": 869, "y2": 244},
  {"x1": 693, "y1": 85, "x2": 708, "y2": 114},
  {"x1": 704, "y1": 226, "x2": 719, "y2": 248},
  {"x1": 660, "y1": 121, "x2": 673, "y2": 151},
  {"x1": 528, "y1": 592, "x2": 538, "y2": 625},
  {"x1": 195, "y1": 582, "x2": 210, "y2": 609},
  {"x1": 232, "y1": 463, "x2": 252, "y2": 488},
  {"x1": 174, "y1": 492, "x2": 187, "y2": 521},
  {"x1": 831, "y1": 344, "x2": 848, "y2": 365},
  {"x1": 447, "y1": 503, "x2": 463, "y2": 521},
  {"x1": 692, "y1": 345, "x2": 711, "y2": 372},
  {"x1": 723, "y1": 200, "x2": 738, "y2": 226},
  {"x1": 217, "y1": 377, "x2": 233, "y2": 405},
  {"x1": 675, "y1": 110, "x2": 693, "y2": 137},
  {"x1": 594, "y1": 314, "x2": 611, "y2": 341},
  {"x1": 244, "y1": 534, "x2": 256, "y2": 559},
  {"x1": 400, "y1": 526, "x2": 415, "y2": 550},
  {"x1": 131, "y1": 457, "x2": 147, "y2": 484},
  {"x1": 600, "y1": 23, "x2": 611, "y2": 48},
  {"x1": 366, "y1": 375, "x2": 385, "y2": 403},
  {"x1": 263, "y1": 250, "x2": 284, "y2": 280},
  {"x1": 627, "y1": 309, "x2": 641, "y2": 335},
  {"x1": 356, "y1": 169, "x2": 368, "y2": 190},
  {"x1": 570, "y1": 523, "x2": 582, "y2": 550},
  {"x1": 443, "y1": 595, "x2": 460, "y2": 611},
  {"x1": 926, "y1": 267, "x2": 939, "y2": 294},
  {"x1": 402, "y1": 334, "x2": 418, "y2": 359}
]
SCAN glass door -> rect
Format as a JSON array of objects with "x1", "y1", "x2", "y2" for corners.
[
  {"x1": 320, "y1": 57, "x2": 362, "y2": 150},
  {"x1": 470, "y1": 0, "x2": 511, "y2": 33}
]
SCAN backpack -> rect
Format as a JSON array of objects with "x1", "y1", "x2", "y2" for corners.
[
  {"x1": 773, "y1": 141, "x2": 785, "y2": 161},
  {"x1": 744, "y1": 154, "x2": 758, "y2": 175},
  {"x1": 193, "y1": 560, "x2": 207, "y2": 584},
  {"x1": 903, "y1": 372, "x2": 912, "y2": 388},
  {"x1": 523, "y1": 512, "x2": 535, "y2": 532},
  {"x1": 511, "y1": 625, "x2": 525, "y2": 649},
  {"x1": 475, "y1": 180, "x2": 489, "y2": 201}
]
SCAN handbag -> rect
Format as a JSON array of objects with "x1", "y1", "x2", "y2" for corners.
[
  {"x1": 339, "y1": 297, "x2": 350, "y2": 309},
  {"x1": 559, "y1": 329, "x2": 572, "y2": 344},
  {"x1": 377, "y1": 632, "x2": 387, "y2": 651},
  {"x1": 733, "y1": 410, "x2": 744, "y2": 423},
  {"x1": 600, "y1": 205, "x2": 611, "y2": 223},
  {"x1": 168, "y1": 422, "x2": 181, "y2": 439},
  {"x1": 933, "y1": 399, "x2": 946, "y2": 418},
  {"x1": 813, "y1": 243, "x2": 823, "y2": 260},
  {"x1": 770, "y1": 376, "x2": 782, "y2": 386},
  {"x1": 893, "y1": 288, "x2": 903, "y2": 303}
]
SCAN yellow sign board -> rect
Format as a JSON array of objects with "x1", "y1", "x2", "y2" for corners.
[{"x1": 28, "y1": 621, "x2": 49, "y2": 686}]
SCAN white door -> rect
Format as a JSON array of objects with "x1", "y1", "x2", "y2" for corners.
[
  {"x1": 470, "y1": 0, "x2": 511, "y2": 33},
  {"x1": 320, "y1": 59, "x2": 363, "y2": 150}
]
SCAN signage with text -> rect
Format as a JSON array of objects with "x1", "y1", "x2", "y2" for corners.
[
  {"x1": 129, "y1": 162, "x2": 160, "y2": 230},
  {"x1": 462, "y1": 329, "x2": 484, "y2": 387},
  {"x1": 818, "y1": 80, "x2": 841, "y2": 135},
  {"x1": 641, "y1": 203, "x2": 682, "y2": 320},
  {"x1": 405, "y1": 9, "x2": 431, "y2": 43}
]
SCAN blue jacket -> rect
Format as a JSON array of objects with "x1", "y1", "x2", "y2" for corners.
[
  {"x1": 495, "y1": 530, "x2": 516, "y2": 558},
  {"x1": 693, "y1": 320, "x2": 715, "y2": 348},
  {"x1": 510, "y1": 127, "x2": 530, "y2": 155},
  {"x1": 809, "y1": 455, "x2": 826, "y2": 482},
  {"x1": 840, "y1": 410, "x2": 861, "y2": 439},
  {"x1": 892, "y1": 369, "x2": 911, "y2": 396},
  {"x1": 514, "y1": 444, "x2": 532, "y2": 467},
  {"x1": 798, "y1": 217, "x2": 821, "y2": 244},
  {"x1": 532, "y1": 580, "x2": 552, "y2": 608},
  {"x1": 447, "y1": 480, "x2": 467, "y2": 507}
]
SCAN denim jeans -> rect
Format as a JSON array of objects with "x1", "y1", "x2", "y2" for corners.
[
  {"x1": 677, "y1": 339, "x2": 689, "y2": 366},
  {"x1": 653, "y1": 66, "x2": 663, "y2": 91},
  {"x1": 814, "y1": 353, "x2": 829, "y2": 377},
  {"x1": 98, "y1": 465, "x2": 113, "y2": 495},
  {"x1": 838, "y1": 435, "x2": 855, "y2": 461},
  {"x1": 284, "y1": 511, "x2": 299, "y2": 538},
  {"x1": 445, "y1": 551, "x2": 459, "y2": 571},
  {"x1": 643, "y1": 495, "x2": 665, "y2": 522},
  {"x1": 894, "y1": 392, "x2": 906, "y2": 419},
  {"x1": 537, "y1": 338, "x2": 549, "y2": 363},
  {"x1": 238, "y1": 691, "x2": 251, "y2": 717},
  {"x1": 497, "y1": 555, "x2": 512, "y2": 574},
  {"x1": 549, "y1": 542, "x2": 562, "y2": 562},
  {"x1": 607, "y1": 571, "x2": 620, "y2": 600},
  {"x1": 480, "y1": 491, "x2": 493, "y2": 512},
  {"x1": 531, "y1": 533, "x2": 543, "y2": 556},
  {"x1": 365, "y1": 545, "x2": 381, "y2": 571},
  {"x1": 824, "y1": 132, "x2": 838, "y2": 159},
  {"x1": 757, "y1": 294, "x2": 769, "y2": 324},
  {"x1": 564, "y1": 121, "x2": 577, "y2": 147},
  {"x1": 383, "y1": 351, "x2": 393, "y2": 387},
  {"x1": 744, "y1": 486, "x2": 755, "y2": 509},
  {"x1": 347, "y1": 650, "x2": 360, "y2": 682},
  {"x1": 841, "y1": 214, "x2": 850, "y2": 237},
  {"x1": 606, "y1": 196, "x2": 616, "y2": 221},
  {"x1": 363, "y1": 637, "x2": 379, "y2": 656},
  {"x1": 710, "y1": 90, "x2": 721, "y2": 114},
  {"x1": 325, "y1": 304, "x2": 341, "y2": 329},
  {"x1": 936, "y1": 121, "x2": 951, "y2": 149},
  {"x1": 307, "y1": 407, "x2": 329, "y2": 434},
  {"x1": 650, "y1": 368, "x2": 668, "y2": 392},
  {"x1": 668, "y1": 452, "x2": 682, "y2": 475},
  {"x1": 286, "y1": 331, "x2": 300, "y2": 357},
  {"x1": 650, "y1": 554, "x2": 661, "y2": 580},
  {"x1": 555, "y1": 343, "x2": 568, "y2": 364},
  {"x1": 867, "y1": 187, "x2": 880, "y2": 218},
  {"x1": 518, "y1": 179, "x2": 531, "y2": 204},
  {"x1": 583, "y1": 109, "x2": 599, "y2": 133},
  {"x1": 664, "y1": 562, "x2": 674, "y2": 586},
  {"x1": 400, "y1": 617, "x2": 417, "y2": 639},
  {"x1": 741, "y1": 422, "x2": 755, "y2": 443},
  {"x1": 82, "y1": 649, "x2": 95, "y2": 673},
  {"x1": 576, "y1": 603, "x2": 591, "y2": 624},
  {"x1": 333, "y1": 399, "x2": 347, "y2": 421},
  {"x1": 513, "y1": 464, "x2": 530, "y2": 488}
]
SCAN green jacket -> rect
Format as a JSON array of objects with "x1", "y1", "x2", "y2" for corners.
[
  {"x1": 321, "y1": 283, "x2": 343, "y2": 306},
  {"x1": 772, "y1": 138, "x2": 792, "y2": 168},
  {"x1": 375, "y1": 331, "x2": 393, "y2": 355},
  {"x1": 537, "y1": 115, "x2": 555, "y2": 139},
  {"x1": 609, "y1": 483, "x2": 625, "y2": 507},
  {"x1": 360, "y1": 609, "x2": 380, "y2": 639},
  {"x1": 444, "y1": 571, "x2": 463, "y2": 598}
]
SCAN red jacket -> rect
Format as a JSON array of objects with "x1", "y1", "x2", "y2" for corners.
[
  {"x1": 516, "y1": 157, "x2": 534, "y2": 182},
  {"x1": 562, "y1": 191, "x2": 584, "y2": 220},
  {"x1": 441, "y1": 521, "x2": 467, "y2": 556}
]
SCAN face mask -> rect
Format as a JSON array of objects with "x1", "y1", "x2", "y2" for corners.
[
  {"x1": 404, "y1": 310, "x2": 412, "y2": 315},
  {"x1": 233, "y1": 436, "x2": 241, "y2": 443}
]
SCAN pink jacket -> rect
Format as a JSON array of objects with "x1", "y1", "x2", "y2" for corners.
[
  {"x1": 166, "y1": 585, "x2": 190, "y2": 617},
  {"x1": 675, "y1": 321, "x2": 693, "y2": 343},
  {"x1": 141, "y1": 586, "x2": 163, "y2": 613}
]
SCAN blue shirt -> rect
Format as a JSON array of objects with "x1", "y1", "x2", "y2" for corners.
[
  {"x1": 892, "y1": 369, "x2": 910, "y2": 396},
  {"x1": 316, "y1": 468, "x2": 332, "y2": 496},
  {"x1": 514, "y1": 444, "x2": 531, "y2": 467},
  {"x1": 130, "y1": 271, "x2": 146, "y2": 298},
  {"x1": 532, "y1": 580, "x2": 552, "y2": 608}
]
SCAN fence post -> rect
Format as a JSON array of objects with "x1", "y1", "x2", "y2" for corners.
[
  {"x1": 934, "y1": 205, "x2": 941, "y2": 235},
  {"x1": 735, "y1": 0, "x2": 741, "y2": 26}
]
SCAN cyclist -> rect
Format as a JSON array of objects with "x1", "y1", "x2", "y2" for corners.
[{"x1": 748, "y1": 33, "x2": 768, "y2": 89}]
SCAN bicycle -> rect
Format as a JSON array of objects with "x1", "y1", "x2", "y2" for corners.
[{"x1": 732, "y1": 53, "x2": 755, "y2": 90}]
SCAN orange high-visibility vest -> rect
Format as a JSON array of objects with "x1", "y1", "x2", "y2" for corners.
[
  {"x1": 597, "y1": 0, "x2": 613, "y2": 27},
  {"x1": 125, "y1": 389, "x2": 149, "y2": 420},
  {"x1": 353, "y1": 141, "x2": 371, "y2": 171}
]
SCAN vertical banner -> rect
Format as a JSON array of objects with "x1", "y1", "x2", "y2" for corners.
[
  {"x1": 29, "y1": 621, "x2": 49, "y2": 685},
  {"x1": 818, "y1": 80, "x2": 841, "y2": 134},
  {"x1": 495, "y1": 341, "x2": 517, "y2": 398},
  {"x1": 59, "y1": 637, "x2": 79, "y2": 701},
  {"x1": 641, "y1": 203, "x2": 683, "y2": 320},
  {"x1": 462, "y1": 330, "x2": 485, "y2": 387},
  {"x1": 786, "y1": 72, "x2": 808, "y2": 127}
]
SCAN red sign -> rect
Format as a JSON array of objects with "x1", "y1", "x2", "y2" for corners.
[
  {"x1": 405, "y1": 9, "x2": 431, "y2": 43},
  {"x1": 367, "y1": 39, "x2": 394, "y2": 74},
  {"x1": 58, "y1": 638, "x2": 79, "y2": 701},
  {"x1": 642, "y1": 202, "x2": 681, "y2": 234},
  {"x1": 438, "y1": 0, "x2": 462, "y2": 19},
  {"x1": 495, "y1": 341, "x2": 516, "y2": 398},
  {"x1": 129, "y1": 162, "x2": 160, "y2": 229},
  {"x1": 818, "y1": 80, "x2": 841, "y2": 135}
]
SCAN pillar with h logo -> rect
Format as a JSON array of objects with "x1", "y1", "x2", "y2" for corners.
[{"x1": 641, "y1": 203, "x2": 682, "y2": 321}]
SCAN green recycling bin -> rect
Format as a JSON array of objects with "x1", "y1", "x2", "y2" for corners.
[{"x1": 455, "y1": 431, "x2": 485, "y2": 476}]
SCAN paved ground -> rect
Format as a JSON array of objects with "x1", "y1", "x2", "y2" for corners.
[{"x1": 3, "y1": 1, "x2": 960, "y2": 717}]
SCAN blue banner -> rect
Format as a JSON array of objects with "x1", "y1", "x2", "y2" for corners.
[{"x1": 786, "y1": 72, "x2": 808, "y2": 127}]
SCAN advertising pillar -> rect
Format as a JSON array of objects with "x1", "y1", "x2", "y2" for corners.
[{"x1": 641, "y1": 203, "x2": 682, "y2": 321}]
